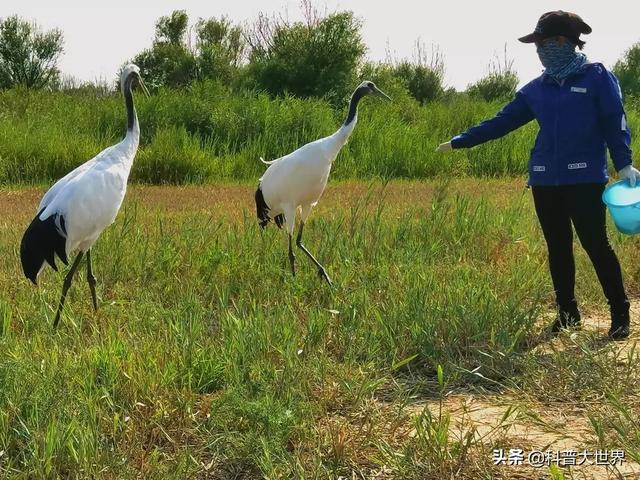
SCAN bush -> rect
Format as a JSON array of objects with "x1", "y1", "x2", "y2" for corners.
[
  {"x1": 390, "y1": 42, "x2": 446, "y2": 104},
  {"x1": 131, "y1": 11, "x2": 244, "y2": 90},
  {"x1": 364, "y1": 42, "x2": 446, "y2": 105},
  {"x1": 0, "y1": 15, "x2": 64, "y2": 89},
  {"x1": 467, "y1": 48, "x2": 518, "y2": 102},
  {"x1": 195, "y1": 17, "x2": 245, "y2": 85},
  {"x1": 245, "y1": 5, "x2": 365, "y2": 104},
  {"x1": 134, "y1": 42, "x2": 198, "y2": 91},
  {"x1": 467, "y1": 71, "x2": 518, "y2": 102},
  {"x1": 393, "y1": 62, "x2": 444, "y2": 104},
  {"x1": 358, "y1": 62, "x2": 410, "y2": 99},
  {"x1": 613, "y1": 41, "x2": 640, "y2": 99}
]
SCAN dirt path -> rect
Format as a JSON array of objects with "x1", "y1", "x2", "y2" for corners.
[
  {"x1": 0, "y1": 179, "x2": 527, "y2": 222},
  {"x1": 405, "y1": 304, "x2": 640, "y2": 479}
]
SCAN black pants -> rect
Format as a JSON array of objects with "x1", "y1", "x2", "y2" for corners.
[{"x1": 531, "y1": 183, "x2": 629, "y2": 314}]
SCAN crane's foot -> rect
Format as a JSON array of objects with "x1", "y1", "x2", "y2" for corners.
[
  {"x1": 88, "y1": 275, "x2": 98, "y2": 311},
  {"x1": 53, "y1": 310, "x2": 62, "y2": 329},
  {"x1": 317, "y1": 268, "x2": 332, "y2": 286},
  {"x1": 289, "y1": 257, "x2": 296, "y2": 277}
]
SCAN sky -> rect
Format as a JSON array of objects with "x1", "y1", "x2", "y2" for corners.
[{"x1": 3, "y1": 0, "x2": 640, "y2": 90}]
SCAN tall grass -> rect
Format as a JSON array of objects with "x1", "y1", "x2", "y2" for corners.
[{"x1": 4, "y1": 81, "x2": 635, "y2": 184}]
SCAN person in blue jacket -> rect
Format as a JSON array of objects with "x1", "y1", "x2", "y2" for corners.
[{"x1": 437, "y1": 11, "x2": 638, "y2": 339}]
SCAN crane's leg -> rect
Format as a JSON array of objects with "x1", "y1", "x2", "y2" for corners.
[
  {"x1": 53, "y1": 251, "x2": 85, "y2": 328},
  {"x1": 283, "y1": 206, "x2": 297, "y2": 277},
  {"x1": 296, "y1": 221, "x2": 332, "y2": 286},
  {"x1": 288, "y1": 233, "x2": 296, "y2": 277},
  {"x1": 86, "y1": 249, "x2": 98, "y2": 311}
]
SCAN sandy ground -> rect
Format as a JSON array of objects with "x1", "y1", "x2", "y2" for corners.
[
  {"x1": 0, "y1": 179, "x2": 529, "y2": 222},
  {"x1": 407, "y1": 304, "x2": 640, "y2": 480}
]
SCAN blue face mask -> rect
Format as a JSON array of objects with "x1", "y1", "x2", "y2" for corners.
[{"x1": 536, "y1": 39, "x2": 587, "y2": 81}]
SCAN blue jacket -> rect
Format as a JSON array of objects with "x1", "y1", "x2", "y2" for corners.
[{"x1": 451, "y1": 63, "x2": 632, "y2": 186}]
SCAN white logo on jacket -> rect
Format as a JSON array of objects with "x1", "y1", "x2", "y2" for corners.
[{"x1": 567, "y1": 163, "x2": 587, "y2": 170}]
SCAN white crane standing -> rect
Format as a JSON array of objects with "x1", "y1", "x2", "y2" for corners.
[
  {"x1": 20, "y1": 64, "x2": 149, "y2": 328},
  {"x1": 255, "y1": 81, "x2": 391, "y2": 285}
]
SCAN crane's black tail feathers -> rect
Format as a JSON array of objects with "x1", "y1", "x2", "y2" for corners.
[
  {"x1": 20, "y1": 210, "x2": 68, "y2": 285},
  {"x1": 255, "y1": 184, "x2": 285, "y2": 230},
  {"x1": 255, "y1": 185, "x2": 270, "y2": 228}
]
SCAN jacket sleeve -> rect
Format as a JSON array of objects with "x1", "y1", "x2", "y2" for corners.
[
  {"x1": 451, "y1": 92, "x2": 535, "y2": 149},
  {"x1": 596, "y1": 68, "x2": 632, "y2": 171}
]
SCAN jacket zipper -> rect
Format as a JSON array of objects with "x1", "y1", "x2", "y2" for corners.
[{"x1": 553, "y1": 83, "x2": 560, "y2": 186}]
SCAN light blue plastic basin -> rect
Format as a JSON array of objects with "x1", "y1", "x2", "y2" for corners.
[{"x1": 602, "y1": 180, "x2": 640, "y2": 235}]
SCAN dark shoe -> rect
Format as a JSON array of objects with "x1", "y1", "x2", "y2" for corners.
[
  {"x1": 609, "y1": 303, "x2": 630, "y2": 340},
  {"x1": 551, "y1": 308, "x2": 581, "y2": 333}
]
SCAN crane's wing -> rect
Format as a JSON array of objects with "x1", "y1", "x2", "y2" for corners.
[
  {"x1": 24, "y1": 161, "x2": 96, "y2": 283},
  {"x1": 38, "y1": 159, "x2": 98, "y2": 212},
  {"x1": 38, "y1": 145, "x2": 117, "y2": 212}
]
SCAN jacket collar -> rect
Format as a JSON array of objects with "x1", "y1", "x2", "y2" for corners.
[{"x1": 541, "y1": 62, "x2": 591, "y2": 84}]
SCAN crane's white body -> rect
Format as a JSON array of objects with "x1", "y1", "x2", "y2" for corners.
[
  {"x1": 259, "y1": 120, "x2": 355, "y2": 233},
  {"x1": 37, "y1": 130, "x2": 139, "y2": 257},
  {"x1": 254, "y1": 80, "x2": 389, "y2": 285},
  {"x1": 21, "y1": 64, "x2": 143, "y2": 285},
  {"x1": 20, "y1": 64, "x2": 146, "y2": 329}
]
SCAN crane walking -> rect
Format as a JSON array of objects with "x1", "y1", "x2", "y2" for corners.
[
  {"x1": 255, "y1": 81, "x2": 391, "y2": 285},
  {"x1": 20, "y1": 64, "x2": 149, "y2": 328}
]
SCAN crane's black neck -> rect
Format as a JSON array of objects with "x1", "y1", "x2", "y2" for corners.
[
  {"x1": 343, "y1": 87, "x2": 368, "y2": 126},
  {"x1": 123, "y1": 74, "x2": 136, "y2": 132}
]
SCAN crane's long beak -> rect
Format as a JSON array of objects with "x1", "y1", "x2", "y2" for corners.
[
  {"x1": 373, "y1": 86, "x2": 392, "y2": 101},
  {"x1": 138, "y1": 77, "x2": 151, "y2": 97}
]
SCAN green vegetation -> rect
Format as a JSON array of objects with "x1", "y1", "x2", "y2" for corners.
[
  {"x1": 363, "y1": 42, "x2": 448, "y2": 105},
  {"x1": 0, "y1": 15, "x2": 63, "y2": 90},
  {"x1": 0, "y1": 82, "x2": 638, "y2": 185},
  {"x1": 0, "y1": 8, "x2": 638, "y2": 187},
  {"x1": 244, "y1": 9, "x2": 365, "y2": 104},
  {"x1": 128, "y1": 6, "x2": 366, "y2": 104},
  {"x1": 131, "y1": 10, "x2": 245, "y2": 90},
  {"x1": 467, "y1": 48, "x2": 519, "y2": 102},
  {"x1": 614, "y1": 41, "x2": 640, "y2": 99}
]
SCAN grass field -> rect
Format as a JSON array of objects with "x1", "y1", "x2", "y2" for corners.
[{"x1": 0, "y1": 180, "x2": 639, "y2": 479}]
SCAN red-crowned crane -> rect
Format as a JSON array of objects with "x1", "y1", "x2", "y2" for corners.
[
  {"x1": 20, "y1": 64, "x2": 149, "y2": 328},
  {"x1": 254, "y1": 81, "x2": 391, "y2": 285}
]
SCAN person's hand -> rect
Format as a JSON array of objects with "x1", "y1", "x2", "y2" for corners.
[
  {"x1": 436, "y1": 141, "x2": 452, "y2": 152},
  {"x1": 619, "y1": 164, "x2": 640, "y2": 187}
]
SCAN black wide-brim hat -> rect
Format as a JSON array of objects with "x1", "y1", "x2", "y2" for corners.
[{"x1": 519, "y1": 10, "x2": 592, "y2": 44}]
